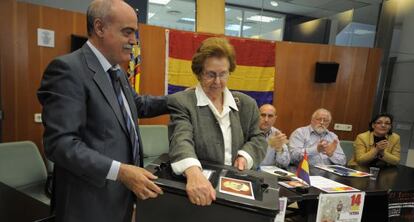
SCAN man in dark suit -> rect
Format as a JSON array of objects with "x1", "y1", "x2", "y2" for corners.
[{"x1": 37, "y1": 0, "x2": 166, "y2": 221}]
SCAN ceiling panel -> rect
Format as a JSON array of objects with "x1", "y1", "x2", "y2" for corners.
[
  {"x1": 319, "y1": 0, "x2": 368, "y2": 12},
  {"x1": 290, "y1": 0, "x2": 334, "y2": 8}
]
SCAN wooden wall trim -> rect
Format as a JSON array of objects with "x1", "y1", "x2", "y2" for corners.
[{"x1": 0, "y1": 1, "x2": 382, "y2": 156}]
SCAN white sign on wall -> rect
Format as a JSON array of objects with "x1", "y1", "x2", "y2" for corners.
[{"x1": 37, "y1": 28, "x2": 55, "y2": 48}]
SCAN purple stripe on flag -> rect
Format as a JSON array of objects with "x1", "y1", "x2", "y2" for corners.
[
  {"x1": 233, "y1": 90, "x2": 274, "y2": 107},
  {"x1": 168, "y1": 84, "x2": 187, "y2": 95},
  {"x1": 168, "y1": 84, "x2": 273, "y2": 107}
]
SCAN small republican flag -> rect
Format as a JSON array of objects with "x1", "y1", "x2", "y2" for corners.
[{"x1": 296, "y1": 150, "x2": 311, "y2": 185}]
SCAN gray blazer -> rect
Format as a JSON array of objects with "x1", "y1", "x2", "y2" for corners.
[
  {"x1": 168, "y1": 89, "x2": 266, "y2": 169},
  {"x1": 38, "y1": 44, "x2": 168, "y2": 222}
]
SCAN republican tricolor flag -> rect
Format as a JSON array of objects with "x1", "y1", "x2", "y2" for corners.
[
  {"x1": 166, "y1": 30, "x2": 275, "y2": 106},
  {"x1": 296, "y1": 150, "x2": 311, "y2": 185}
]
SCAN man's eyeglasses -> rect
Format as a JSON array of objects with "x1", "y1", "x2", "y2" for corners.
[
  {"x1": 202, "y1": 71, "x2": 229, "y2": 81},
  {"x1": 314, "y1": 117, "x2": 330, "y2": 123}
]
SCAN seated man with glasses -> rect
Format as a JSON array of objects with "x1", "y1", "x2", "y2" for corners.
[
  {"x1": 348, "y1": 113, "x2": 401, "y2": 167},
  {"x1": 289, "y1": 108, "x2": 346, "y2": 166},
  {"x1": 168, "y1": 37, "x2": 266, "y2": 206}
]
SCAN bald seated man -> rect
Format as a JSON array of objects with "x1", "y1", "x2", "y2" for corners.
[
  {"x1": 259, "y1": 104, "x2": 290, "y2": 168},
  {"x1": 289, "y1": 108, "x2": 346, "y2": 166}
]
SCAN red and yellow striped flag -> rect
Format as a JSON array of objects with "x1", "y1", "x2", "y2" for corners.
[{"x1": 166, "y1": 30, "x2": 276, "y2": 106}]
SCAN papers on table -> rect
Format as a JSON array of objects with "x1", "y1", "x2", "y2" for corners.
[
  {"x1": 278, "y1": 180, "x2": 309, "y2": 189},
  {"x1": 219, "y1": 176, "x2": 255, "y2": 200},
  {"x1": 260, "y1": 165, "x2": 296, "y2": 177},
  {"x1": 316, "y1": 192, "x2": 365, "y2": 222},
  {"x1": 310, "y1": 176, "x2": 359, "y2": 193},
  {"x1": 261, "y1": 166, "x2": 360, "y2": 193},
  {"x1": 315, "y1": 165, "x2": 371, "y2": 177},
  {"x1": 260, "y1": 165, "x2": 310, "y2": 188},
  {"x1": 274, "y1": 197, "x2": 288, "y2": 222}
]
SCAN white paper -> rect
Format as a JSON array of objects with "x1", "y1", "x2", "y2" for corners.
[
  {"x1": 274, "y1": 197, "x2": 288, "y2": 222},
  {"x1": 310, "y1": 176, "x2": 359, "y2": 193}
]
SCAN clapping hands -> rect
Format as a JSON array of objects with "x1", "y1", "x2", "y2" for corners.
[
  {"x1": 317, "y1": 139, "x2": 338, "y2": 157},
  {"x1": 268, "y1": 131, "x2": 288, "y2": 152}
]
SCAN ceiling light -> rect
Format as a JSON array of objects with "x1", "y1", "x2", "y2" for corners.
[
  {"x1": 225, "y1": 24, "x2": 251, "y2": 31},
  {"x1": 247, "y1": 15, "x2": 276, "y2": 23},
  {"x1": 180, "y1": 17, "x2": 195, "y2": 22},
  {"x1": 270, "y1": 1, "x2": 279, "y2": 7},
  {"x1": 354, "y1": 29, "x2": 375, "y2": 35},
  {"x1": 167, "y1": 10, "x2": 182, "y2": 15},
  {"x1": 149, "y1": 0, "x2": 171, "y2": 5}
]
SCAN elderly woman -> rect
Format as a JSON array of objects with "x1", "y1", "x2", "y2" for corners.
[
  {"x1": 348, "y1": 113, "x2": 401, "y2": 167},
  {"x1": 168, "y1": 37, "x2": 266, "y2": 206}
]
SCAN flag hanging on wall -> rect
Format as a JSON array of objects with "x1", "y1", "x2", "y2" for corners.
[
  {"x1": 166, "y1": 30, "x2": 276, "y2": 106},
  {"x1": 128, "y1": 30, "x2": 142, "y2": 93},
  {"x1": 296, "y1": 150, "x2": 311, "y2": 185}
]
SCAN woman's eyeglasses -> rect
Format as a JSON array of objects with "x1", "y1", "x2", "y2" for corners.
[
  {"x1": 202, "y1": 71, "x2": 229, "y2": 81},
  {"x1": 375, "y1": 121, "x2": 391, "y2": 126}
]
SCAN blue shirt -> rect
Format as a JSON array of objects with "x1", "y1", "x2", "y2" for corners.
[
  {"x1": 289, "y1": 125, "x2": 346, "y2": 166},
  {"x1": 260, "y1": 127, "x2": 290, "y2": 168}
]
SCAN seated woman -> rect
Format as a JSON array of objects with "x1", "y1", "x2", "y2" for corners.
[
  {"x1": 348, "y1": 113, "x2": 401, "y2": 167},
  {"x1": 168, "y1": 37, "x2": 266, "y2": 206}
]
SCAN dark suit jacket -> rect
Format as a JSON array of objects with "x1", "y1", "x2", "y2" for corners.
[
  {"x1": 38, "y1": 44, "x2": 168, "y2": 222},
  {"x1": 168, "y1": 89, "x2": 266, "y2": 169}
]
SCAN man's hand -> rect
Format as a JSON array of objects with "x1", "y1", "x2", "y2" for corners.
[
  {"x1": 268, "y1": 132, "x2": 288, "y2": 152},
  {"x1": 117, "y1": 164, "x2": 163, "y2": 200},
  {"x1": 317, "y1": 140, "x2": 328, "y2": 153},
  {"x1": 233, "y1": 156, "x2": 247, "y2": 171},
  {"x1": 185, "y1": 166, "x2": 216, "y2": 206},
  {"x1": 324, "y1": 140, "x2": 338, "y2": 157}
]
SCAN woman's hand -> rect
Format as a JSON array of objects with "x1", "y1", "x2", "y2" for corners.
[
  {"x1": 233, "y1": 156, "x2": 247, "y2": 171},
  {"x1": 376, "y1": 139, "x2": 388, "y2": 155},
  {"x1": 184, "y1": 166, "x2": 216, "y2": 206}
]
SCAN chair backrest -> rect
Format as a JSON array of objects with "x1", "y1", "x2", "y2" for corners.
[
  {"x1": 0, "y1": 141, "x2": 47, "y2": 188},
  {"x1": 340, "y1": 140, "x2": 354, "y2": 162},
  {"x1": 139, "y1": 125, "x2": 169, "y2": 157},
  {"x1": 406, "y1": 149, "x2": 414, "y2": 168}
]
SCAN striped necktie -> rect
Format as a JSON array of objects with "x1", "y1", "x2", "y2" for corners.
[{"x1": 108, "y1": 68, "x2": 139, "y2": 164}]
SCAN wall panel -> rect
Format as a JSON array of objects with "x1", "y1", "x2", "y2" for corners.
[
  {"x1": 0, "y1": 1, "x2": 382, "y2": 156},
  {"x1": 275, "y1": 42, "x2": 381, "y2": 140}
]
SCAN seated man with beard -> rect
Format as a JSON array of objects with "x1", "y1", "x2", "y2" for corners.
[{"x1": 289, "y1": 108, "x2": 346, "y2": 166}]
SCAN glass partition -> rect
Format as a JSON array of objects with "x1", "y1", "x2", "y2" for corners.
[{"x1": 148, "y1": 0, "x2": 195, "y2": 32}]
